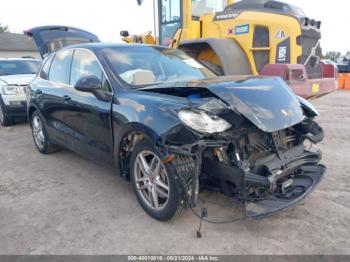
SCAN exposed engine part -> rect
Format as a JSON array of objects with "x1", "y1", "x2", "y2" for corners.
[{"x1": 163, "y1": 116, "x2": 324, "y2": 219}]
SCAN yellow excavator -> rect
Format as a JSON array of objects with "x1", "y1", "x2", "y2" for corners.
[{"x1": 121, "y1": 0, "x2": 337, "y2": 98}]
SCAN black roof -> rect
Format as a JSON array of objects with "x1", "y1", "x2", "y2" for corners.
[{"x1": 0, "y1": 33, "x2": 38, "y2": 52}]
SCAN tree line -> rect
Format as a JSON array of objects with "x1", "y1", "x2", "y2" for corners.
[
  {"x1": 323, "y1": 51, "x2": 350, "y2": 63},
  {"x1": 0, "y1": 23, "x2": 9, "y2": 33}
]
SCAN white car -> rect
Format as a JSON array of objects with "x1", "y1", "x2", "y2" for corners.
[{"x1": 0, "y1": 58, "x2": 41, "y2": 126}]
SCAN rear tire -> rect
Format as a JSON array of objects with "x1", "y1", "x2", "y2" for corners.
[
  {"x1": 31, "y1": 110, "x2": 59, "y2": 154},
  {"x1": 130, "y1": 139, "x2": 183, "y2": 221},
  {"x1": 0, "y1": 104, "x2": 13, "y2": 127}
]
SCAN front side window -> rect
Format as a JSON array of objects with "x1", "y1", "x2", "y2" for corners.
[
  {"x1": 0, "y1": 60, "x2": 41, "y2": 76},
  {"x1": 70, "y1": 49, "x2": 103, "y2": 87},
  {"x1": 49, "y1": 50, "x2": 73, "y2": 85},
  {"x1": 103, "y1": 46, "x2": 215, "y2": 87}
]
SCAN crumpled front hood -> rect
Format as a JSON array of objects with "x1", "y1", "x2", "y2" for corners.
[
  {"x1": 0, "y1": 74, "x2": 36, "y2": 85},
  {"x1": 141, "y1": 75, "x2": 305, "y2": 132},
  {"x1": 143, "y1": 75, "x2": 305, "y2": 132},
  {"x1": 202, "y1": 76, "x2": 304, "y2": 132}
]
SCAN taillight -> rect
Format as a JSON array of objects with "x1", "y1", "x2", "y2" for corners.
[{"x1": 322, "y1": 63, "x2": 336, "y2": 78}]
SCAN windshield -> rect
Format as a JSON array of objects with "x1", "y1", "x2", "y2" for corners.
[
  {"x1": 103, "y1": 46, "x2": 215, "y2": 87},
  {"x1": 0, "y1": 60, "x2": 41, "y2": 76},
  {"x1": 192, "y1": 0, "x2": 227, "y2": 17}
]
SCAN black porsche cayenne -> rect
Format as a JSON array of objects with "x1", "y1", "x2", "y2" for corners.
[{"x1": 26, "y1": 26, "x2": 325, "y2": 221}]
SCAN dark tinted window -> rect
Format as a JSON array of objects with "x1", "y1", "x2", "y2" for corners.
[
  {"x1": 0, "y1": 60, "x2": 41, "y2": 76},
  {"x1": 70, "y1": 49, "x2": 103, "y2": 87},
  {"x1": 49, "y1": 50, "x2": 73, "y2": 84},
  {"x1": 253, "y1": 26, "x2": 269, "y2": 48},
  {"x1": 40, "y1": 55, "x2": 54, "y2": 80}
]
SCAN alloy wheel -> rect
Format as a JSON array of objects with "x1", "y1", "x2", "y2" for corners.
[
  {"x1": 32, "y1": 115, "x2": 45, "y2": 149},
  {"x1": 134, "y1": 150, "x2": 170, "y2": 211}
]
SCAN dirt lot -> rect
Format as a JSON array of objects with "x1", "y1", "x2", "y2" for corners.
[{"x1": 0, "y1": 90, "x2": 349, "y2": 255}]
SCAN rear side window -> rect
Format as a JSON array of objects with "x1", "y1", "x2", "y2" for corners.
[
  {"x1": 49, "y1": 50, "x2": 73, "y2": 85},
  {"x1": 40, "y1": 55, "x2": 54, "y2": 80},
  {"x1": 70, "y1": 49, "x2": 103, "y2": 87}
]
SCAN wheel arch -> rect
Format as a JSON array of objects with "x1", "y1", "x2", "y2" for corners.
[
  {"x1": 178, "y1": 38, "x2": 252, "y2": 76},
  {"x1": 113, "y1": 122, "x2": 163, "y2": 180},
  {"x1": 27, "y1": 104, "x2": 40, "y2": 127}
]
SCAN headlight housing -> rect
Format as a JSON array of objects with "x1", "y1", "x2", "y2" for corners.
[
  {"x1": 1, "y1": 85, "x2": 20, "y2": 96},
  {"x1": 178, "y1": 109, "x2": 232, "y2": 134}
]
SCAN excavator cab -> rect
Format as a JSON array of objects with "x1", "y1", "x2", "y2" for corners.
[{"x1": 158, "y1": 0, "x2": 182, "y2": 46}]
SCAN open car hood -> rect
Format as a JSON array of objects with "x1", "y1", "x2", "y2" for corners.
[{"x1": 24, "y1": 25, "x2": 100, "y2": 58}]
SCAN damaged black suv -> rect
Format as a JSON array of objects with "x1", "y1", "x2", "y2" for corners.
[{"x1": 26, "y1": 26, "x2": 325, "y2": 221}]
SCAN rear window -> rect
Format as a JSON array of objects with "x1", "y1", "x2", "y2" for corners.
[{"x1": 0, "y1": 60, "x2": 41, "y2": 76}]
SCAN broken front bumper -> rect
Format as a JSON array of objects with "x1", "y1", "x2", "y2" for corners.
[
  {"x1": 245, "y1": 165, "x2": 326, "y2": 219},
  {"x1": 167, "y1": 139, "x2": 326, "y2": 219}
]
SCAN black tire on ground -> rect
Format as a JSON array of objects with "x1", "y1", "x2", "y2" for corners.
[
  {"x1": 0, "y1": 103, "x2": 13, "y2": 127},
  {"x1": 130, "y1": 139, "x2": 183, "y2": 221},
  {"x1": 31, "y1": 110, "x2": 59, "y2": 154}
]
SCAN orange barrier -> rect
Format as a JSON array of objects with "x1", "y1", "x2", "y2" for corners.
[
  {"x1": 338, "y1": 74, "x2": 345, "y2": 89},
  {"x1": 345, "y1": 74, "x2": 350, "y2": 90},
  {"x1": 338, "y1": 73, "x2": 350, "y2": 90}
]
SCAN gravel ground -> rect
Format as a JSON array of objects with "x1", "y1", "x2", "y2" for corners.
[{"x1": 0, "y1": 90, "x2": 349, "y2": 255}]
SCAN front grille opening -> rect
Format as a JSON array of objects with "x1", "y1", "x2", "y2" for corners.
[{"x1": 288, "y1": 68, "x2": 307, "y2": 81}]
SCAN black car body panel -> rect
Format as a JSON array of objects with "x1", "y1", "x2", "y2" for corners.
[{"x1": 26, "y1": 33, "x2": 325, "y2": 220}]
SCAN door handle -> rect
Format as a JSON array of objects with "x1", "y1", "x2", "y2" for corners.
[{"x1": 63, "y1": 95, "x2": 71, "y2": 101}]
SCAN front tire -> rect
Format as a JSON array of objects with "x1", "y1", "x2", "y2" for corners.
[
  {"x1": 130, "y1": 139, "x2": 183, "y2": 221},
  {"x1": 31, "y1": 111, "x2": 59, "y2": 154},
  {"x1": 0, "y1": 104, "x2": 13, "y2": 127}
]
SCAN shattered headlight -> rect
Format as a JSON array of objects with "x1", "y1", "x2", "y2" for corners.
[
  {"x1": 178, "y1": 109, "x2": 232, "y2": 134},
  {"x1": 1, "y1": 85, "x2": 20, "y2": 96}
]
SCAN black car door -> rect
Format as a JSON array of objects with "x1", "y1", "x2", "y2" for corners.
[
  {"x1": 63, "y1": 48, "x2": 114, "y2": 163},
  {"x1": 32, "y1": 49, "x2": 77, "y2": 149}
]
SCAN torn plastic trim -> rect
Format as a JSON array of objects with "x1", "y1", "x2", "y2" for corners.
[
  {"x1": 304, "y1": 121, "x2": 324, "y2": 144},
  {"x1": 245, "y1": 165, "x2": 326, "y2": 219},
  {"x1": 166, "y1": 140, "x2": 229, "y2": 207}
]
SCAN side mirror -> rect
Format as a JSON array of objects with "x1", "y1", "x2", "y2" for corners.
[
  {"x1": 74, "y1": 75, "x2": 108, "y2": 101},
  {"x1": 120, "y1": 30, "x2": 130, "y2": 37},
  {"x1": 74, "y1": 75, "x2": 102, "y2": 92}
]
